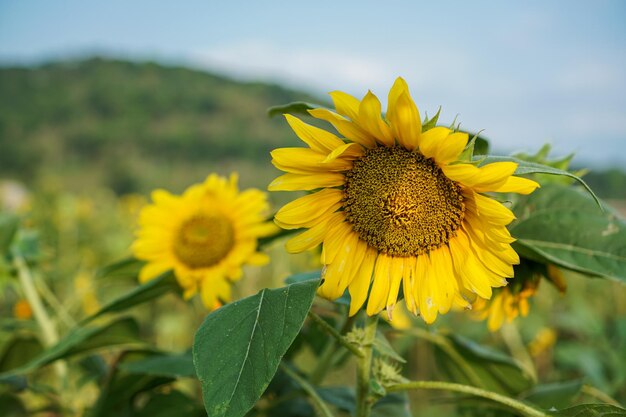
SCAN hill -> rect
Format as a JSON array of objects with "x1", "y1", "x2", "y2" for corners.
[
  {"x1": 0, "y1": 58, "x2": 320, "y2": 194},
  {"x1": 0, "y1": 58, "x2": 624, "y2": 198}
]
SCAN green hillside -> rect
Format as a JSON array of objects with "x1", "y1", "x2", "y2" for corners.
[
  {"x1": 0, "y1": 58, "x2": 624, "y2": 198},
  {"x1": 0, "y1": 58, "x2": 319, "y2": 194}
]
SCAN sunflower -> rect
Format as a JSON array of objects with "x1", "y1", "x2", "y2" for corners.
[
  {"x1": 269, "y1": 78, "x2": 540, "y2": 323},
  {"x1": 133, "y1": 173, "x2": 277, "y2": 309},
  {"x1": 472, "y1": 280, "x2": 538, "y2": 332}
]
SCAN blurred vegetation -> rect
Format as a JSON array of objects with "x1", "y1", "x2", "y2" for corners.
[{"x1": 0, "y1": 57, "x2": 322, "y2": 194}]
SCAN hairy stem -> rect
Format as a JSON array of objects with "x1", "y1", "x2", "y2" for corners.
[
  {"x1": 308, "y1": 311, "x2": 364, "y2": 358},
  {"x1": 355, "y1": 315, "x2": 378, "y2": 417},
  {"x1": 386, "y1": 380, "x2": 548, "y2": 417}
]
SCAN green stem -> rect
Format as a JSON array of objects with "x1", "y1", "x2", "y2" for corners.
[
  {"x1": 14, "y1": 254, "x2": 68, "y2": 384},
  {"x1": 355, "y1": 315, "x2": 378, "y2": 417},
  {"x1": 308, "y1": 311, "x2": 364, "y2": 358},
  {"x1": 14, "y1": 255, "x2": 59, "y2": 347},
  {"x1": 386, "y1": 380, "x2": 548, "y2": 417},
  {"x1": 280, "y1": 363, "x2": 335, "y2": 417},
  {"x1": 501, "y1": 324, "x2": 537, "y2": 382}
]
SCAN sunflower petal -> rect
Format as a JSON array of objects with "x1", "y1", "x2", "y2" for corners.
[
  {"x1": 419, "y1": 127, "x2": 451, "y2": 159},
  {"x1": 275, "y1": 188, "x2": 343, "y2": 229},
  {"x1": 308, "y1": 108, "x2": 377, "y2": 148},
  {"x1": 268, "y1": 173, "x2": 345, "y2": 191},
  {"x1": 348, "y1": 248, "x2": 377, "y2": 316},
  {"x1": 493, "y1": 176, "x2": 540, "y2": 194},
  {"x1": 284, "y1": 114, "x2": 345, "y2": 153},
  {"x1": 359, "y1": 91, "x2": 395, "y2": 146}
]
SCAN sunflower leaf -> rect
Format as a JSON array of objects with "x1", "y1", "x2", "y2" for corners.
[
  {"x1": 511, "y1": 184, "x2": 626, "y2": 283},
  {"x1": 193, "y1": 278, "x2": 319, "y2": 417},
  {"x1": 267, "y1": 101, "x2": 328, "y2": 118},
  {"x1": 549, "y1": 403, "x2": 626, "y2": 416},
  {"x1": 82, "y1": 271, "x2": 179, "y2": 324},
  {"x1": 475, "y1": 155, "x2": 600, "y2": 207}
]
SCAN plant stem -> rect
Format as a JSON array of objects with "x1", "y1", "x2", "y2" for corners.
[
  {"x1": 14, "y1": 254, "x2": 59, "y2": 347},
  {"x1": 355, "y1": 315, "x2": 378, "y2": 417},
  {"x1": 280, "y1": 363, "x2": 335, "y2": 417},
  {"x1": 386, "y1": 380, "x2": 548, "y2": 417},
  {"x1": 308, "y1": 311, "x2": 364, "y2": 358},
  {"x1": 14, "y1": 254, "x2": 68, "y2": 383}
]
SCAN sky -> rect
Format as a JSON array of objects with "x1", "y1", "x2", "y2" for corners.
[{"x1": 1, "y1": 0, "x2": 625, "y2": 167}]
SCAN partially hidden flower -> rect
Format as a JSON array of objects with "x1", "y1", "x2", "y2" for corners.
[
  {"x1": 472, "y1": 278, "x2": 539, "y2": 331},
  {"x1": 13, "y1": 299, "x2": 32, "y2": 320},
  {"x1": 269, "y1": 78, "x2": 539, "y2": 323},
  {"x1": 133, "y1": 174, "x2": 277, "y2": 309}
]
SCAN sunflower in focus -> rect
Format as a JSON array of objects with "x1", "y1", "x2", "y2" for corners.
[
  {"x1": 133, "y1": 174, "x2": 277, "y2": 309},
  {"x1": 269, "y1": 78, "x2": 539, "y2": 323}
]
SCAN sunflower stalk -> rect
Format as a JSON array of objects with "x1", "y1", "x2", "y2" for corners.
[
  {"x1": 355, "y1": 315, "x2": 379, "y2": 417},
  {"x1": 386, "y1": 380, "x2": 548, "y2": 417}
]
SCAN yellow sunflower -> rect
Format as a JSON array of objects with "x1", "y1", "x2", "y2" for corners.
[
  {"x1": 472, "y1": 280, "x2": 538, "y2": 332},
  {"x1": 269, "y1": 78, "x2": 540, "y2": 323},
  {"x1": 133, "y1": 173, "x2": 277, "y2": 309}
]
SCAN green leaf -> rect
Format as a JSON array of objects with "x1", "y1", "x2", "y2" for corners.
[
  {"x1": 550, "y1": 403, "x2": 626, "y2": 416},
  {"x1": 82, "y1": 271, "x2": 179, "y2": 324},
  {"x1": 0, "y1": 317, "x2": 141, "y2": 377},
  {"x1": 433, "y1": 333, "x2": 533, "y2": 395},
  {"x1": 267, "y1": 102, "x2": 327, "y2": 118},
  {"x1": 193, "y1": 278, "x2": 319, "y2": 417},
  {"x1": 119, "y1": 352, "x2": 195, "y2": 378},
  {"x1": 522, "y1": 380, "x2": 583, "y2": 409},
  {"x1": 0, "y1": 335, "x2": 43, "y2": 372},
  {"x1": 0, "y1": 214, "x2": 19, "y2": 254},
  {"x1": 94, "y1": 257, "x2": 144, "y2": 280},
  {"x1": 475, "y1": 155, "x2": 600, "y2": 206},
  {"x1": 511, "y1": 184, "x2": 626, "y2": 283},
  {"x1": 373, "y1": 332, "x2": 406, "y2": 363}
]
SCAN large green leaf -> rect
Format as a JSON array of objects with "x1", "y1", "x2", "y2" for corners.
[
  {"x1": 193, "y1": 278, "x2": 319, "y2": 417},
  {"x1": 119, "y1": 352, "x2": 195, "y2": 378},
  {"x1": 550, "y1": 403, "x2": 626, "y2": 416},
  {"x1": 511, "y1": 184, "x2": 626, "y2": 283},
  {"x1": 0, "y1": 317, "x2": 140, "y2": 377},
  {"x1": 82, "y1": 271, "x2": 179, "y2": 324},
  {"x1": 476, "y1": 155, "x2": 599, "y2": 205}
]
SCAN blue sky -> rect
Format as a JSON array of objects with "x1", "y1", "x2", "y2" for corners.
[{"x1": 1, "y1": 0, "x2": 625, "y2": 167}]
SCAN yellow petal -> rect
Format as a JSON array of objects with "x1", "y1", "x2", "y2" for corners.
[
  {"x1": 285, "y1": 212, "x2": 343, "y2": 253},
  {"x1": 247, "y1": 252, "x2": 269, "y2": 266},
  {"x1": 402, "y1": 256, "x2": 418, "y2": 314},
  {"x1": 268, "y1": 172, "x2": 345, "y2": 191},
  {"x1": 348, "y1": 248, "x2": 377, "y2": 316},
  {"x1": 319, "y1": 231, "x2": 361, "y2": 300},
  {"x1": 359, "y1": 91, "x2": 394, "y2": 146},
  {"x1": 367, "y1": 253, "x2": 391, "y2": 315},
  {"x1": 492, "y1": 176, "x2": 540, "y2": 194},
  {"x1": 275, "y1": 188, "x2": 343, "y2": 228},
  {"x1": 443, "y1": 162, "x2": 516, "y2": 191},
  {"x1": 487, "y1": 293, "x2": 505, "y2": 331},
  {"x1": 415, "y1": 254, "x2": 437, "y2": 324},
  {"x1": 138, "y1": 262, "x2": 171, "y2": 284},
  {"x1": 330, "y1": 90, "x2": 361, "y2": 120},
  {"x1": 386, "y1": 256, "x2": 405, "y2": 314},
  {"x1": 309, "y1": 108, "x2": 377, "y2": 148},
  {"x1": 323, "y1": 142, "x2": 364, "y2": 163},
  {"x1": 387, "y1": 78, "x2": 421, "y2": 150},
  {"x1": 284, "y1": 114, "x2": 345, "y2": 153},
  {"x1": 271, "y1": 147, "x2": 352, "y2": 174},
  {"x1": 322, "y1": 220, "x2": 354, "y2": 265},
  {"x1": 429, "y1": 246, "x2": 457, "y2": 314},
  {"x1": 471, "y1": 192, "x2": 516, "y2": 225},
  {"x1": 449, "y1": 232, "x2": 494, "y2": 298},
  {"x1": 434, "y1": 132, "x2": 469, "y2": 164},
  {"x1": 419, "y1": 127, "x2": 451, "y2": 159}
]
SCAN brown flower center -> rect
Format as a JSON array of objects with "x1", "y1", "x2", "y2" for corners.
[
  {"x1": 343, "y1": 146, "x2": 464, "y2": 256},
  {"x1": 173, "y1": 214, "x2": 234, "y2": 268}
]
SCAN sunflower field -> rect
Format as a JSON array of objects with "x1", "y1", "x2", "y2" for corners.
[{"x1": 1, "y1": 63, "x2": 625, "y2": 417}]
